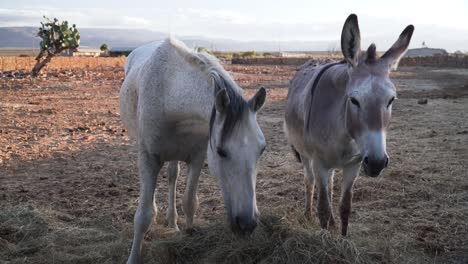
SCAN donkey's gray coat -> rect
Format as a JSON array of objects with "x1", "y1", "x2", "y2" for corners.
[
  {"x1": 120, "y1": 37, "x2": 267, "y2": 263},
  {"x1": 284, "y1": 14, "x2": 414, "y2": 236}
]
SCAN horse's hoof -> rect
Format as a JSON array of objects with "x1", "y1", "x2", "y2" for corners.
[{"x1": 170, "y1": 225, "x2": 180, "y2": 232}]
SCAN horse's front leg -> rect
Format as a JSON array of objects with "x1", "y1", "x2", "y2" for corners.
[
  {"x1": 166, "y1": 161, "x2": 180, "y2": 231},
  {"x1": 340, "y1": 162, "x2": 360, "y2": 236},
  {"x1": 313, "y1": 159, "x2": 335, "y2": 229},
  {"x1": 127, "y1": 149, "x2": 162, "y2": 264},
  {"x1": 183, "y1": 153, "x2": 205, "y2": 231}
]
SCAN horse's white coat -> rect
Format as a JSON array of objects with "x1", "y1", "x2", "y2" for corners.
[{"x1": 120, "y1": 37, "x2": 266, "y2": 264}]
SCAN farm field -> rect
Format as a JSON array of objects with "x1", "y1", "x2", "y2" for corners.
[{"x1": 0, "y1": 63, "x2": 467, "y2": 263}]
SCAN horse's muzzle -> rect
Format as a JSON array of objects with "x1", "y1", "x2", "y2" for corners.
[
  {"x1": 362, "y1": 155, "x2": 389, "y2": 177},
  {"x1": 230, "y1": 215, "x2": 258, "y2": 235}
]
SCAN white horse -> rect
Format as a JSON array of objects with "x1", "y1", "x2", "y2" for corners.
[
  {"x1": 284, "y1": 14, "x2": 414, "y2": 236},
  {"x1": 119, "y1": 37, "x2": 267, "y2": 263}
]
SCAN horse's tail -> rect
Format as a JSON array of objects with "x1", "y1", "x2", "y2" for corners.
[{"x1": 290, "y1": 145, "x2": 302, "y2": 163}]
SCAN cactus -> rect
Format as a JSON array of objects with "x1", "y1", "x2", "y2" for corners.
[{"x1": 31, "y1": 16, "x2": 80, "y2": 77}]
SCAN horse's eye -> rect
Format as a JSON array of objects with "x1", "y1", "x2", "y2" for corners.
[
  {"x1": 217, "y1": 147, "x2": 228, "y2": 158},
  {"x1": 350, "y1": 97, "x2": 360, "y2": 108},
  {"x1": 387, "y1": 97, "x2": 395, "y2": 108}
]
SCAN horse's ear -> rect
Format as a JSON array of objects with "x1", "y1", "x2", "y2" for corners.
[
  {"x1": 249, "y1": 87, "x2": 266, "y2": 112},
  {"x1": 380, "y1": 25, "x2": 415, "y2": 71},
  {"x1": 249, "y1": 87, "x2": 267, "y2": 112},
  {"x1": 215, "y1": 88, "x2": 230, "y2": 114},
  {"x1": 341, "y1": 14, "x2": 361, "y2": 67}
]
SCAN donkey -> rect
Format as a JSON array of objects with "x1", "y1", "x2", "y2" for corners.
[
  {"x1": 284, "y1": 14, "x2": 414, "y2": 236},
  {"x1": 119, "y1": 37, "x2": 267, "y2": 263}
]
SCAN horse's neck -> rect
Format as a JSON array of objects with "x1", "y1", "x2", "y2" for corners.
[{"x1": 166, "y1": 67, "x2": 216, "y2": 123}]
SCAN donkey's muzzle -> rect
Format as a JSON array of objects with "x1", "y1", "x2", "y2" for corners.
[
  {"x1": 363, "y1": 155, "x2": 389, "y2": 177},
  {"x1": 231, "y1": 215, "x2": 258, "y2": 235}
]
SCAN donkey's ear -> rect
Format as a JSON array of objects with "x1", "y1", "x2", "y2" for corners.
[
  {"x1": 215, "y1": 89, "x2": 230, "y2": 113},
  {"x1": 381, "y1": 25, "x2": 415, "y2": 71},
  {"x1": 249, "y1": 87, "x2": 267, "y2": 112},
  {"x1": 341, "y1": 14, "x2": 361, "y2": 67}
]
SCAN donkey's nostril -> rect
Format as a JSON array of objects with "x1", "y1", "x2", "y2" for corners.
[{"x1": 364, "y1": 156, "x2": 369, "y2": 164}]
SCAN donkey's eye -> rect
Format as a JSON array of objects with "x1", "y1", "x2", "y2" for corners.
[
  {"x1": 387, "y1": 97, "x2": 395, "y2": 108},
  {"x1": 350, "y1": 97, "x2": 360, "y2": 108},
  {"x1": 217, "y1": 147, "x2": 228, "y2": 158}
]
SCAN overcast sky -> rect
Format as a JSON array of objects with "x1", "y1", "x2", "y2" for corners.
[{"x1": 1, "y1": 0, "x2": 468, "y2": 51}]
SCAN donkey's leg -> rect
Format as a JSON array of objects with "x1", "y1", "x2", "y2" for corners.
[
  {"x1": 313, "y1": 159, "x2": 334, "y2": 229},
  {"x1": 166, "y1": 161, "x2": 180, "y2": 231},
  {"x1": 127, "y1": 150, "x2": 162, "y2": 264},
  {"x1": 183, "y1": 154, "x2": 205, "y2": 230},
  {"x1": 302, "y1": 157, "x2": 315, "y2": 219},
  {"x1": 327, "y1": 171, "x2": 336, "y2": 227},
  {"x1": 340, "y1": 163, "x2": 360, "y2": 236}
]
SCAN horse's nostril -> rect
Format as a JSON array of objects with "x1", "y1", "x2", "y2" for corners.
[
  {"x1": 364, "y1": 156, "x2": 369, "y2": 164},
  {"x1": 384, "y1": 156, "x2": 389, "y2": 167}
]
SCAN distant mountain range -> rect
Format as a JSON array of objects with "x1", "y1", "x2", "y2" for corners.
[{"x1": 0, "y1": 27, "x2": 335, "y2": 52}]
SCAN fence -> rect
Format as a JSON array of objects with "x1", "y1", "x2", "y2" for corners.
[
  {"x1": 0, "y1": 57, "x2": 126, "y2": 71},
  {"x1": 3, "y1": 55, "x2": 468, "y2": 71},
  {"x1": 231, "y1": 56, "x2": 468, "y2": 68}
]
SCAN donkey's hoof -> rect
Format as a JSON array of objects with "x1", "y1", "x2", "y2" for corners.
[{"x1": 184, "y1": 226, "x2": 200, "y2": 235}]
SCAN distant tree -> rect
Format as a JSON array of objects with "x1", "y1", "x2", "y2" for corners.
[
  {"x1": 241, "y1": 51, "x2": 256, "y2": 58},
  {"x1": 100, "y1": 43, "x2": 109, "y2": 52},
  {"x1": 453, "y1": 50, "x2": 466, "y2": 57},
  {"x1": 263, "y1": 52, "x2": 272, "y2": 57},
  {"x1": 31, "y1": 16, "x2": 80, "y2": 77},
  {"x1": 195, "y1": 46, "x2": 214, "y2": 55}
]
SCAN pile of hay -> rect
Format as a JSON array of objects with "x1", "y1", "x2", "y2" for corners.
[
  {"x1": 1, "y1": 206, "x2": 387, "y2": 263},
  {"x1": 148, "y1": 214, "x2": 379, "y2": 264}
]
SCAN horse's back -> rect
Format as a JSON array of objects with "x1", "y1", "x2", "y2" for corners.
[
  {"x1": 120, "y1": 41, "x2": 164, "y2": 140},
  {"x1": 125, "y1": 41, "x2": 163, "y2": 75}
]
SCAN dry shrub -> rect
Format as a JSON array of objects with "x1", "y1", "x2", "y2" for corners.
[{"x1": 148, "y1": 214, "x2": 378, "y2": 264}]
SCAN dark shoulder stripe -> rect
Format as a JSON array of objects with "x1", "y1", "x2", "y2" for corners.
[{"x1": 305, "y1": 60, "x2": 346, "y2": 131}]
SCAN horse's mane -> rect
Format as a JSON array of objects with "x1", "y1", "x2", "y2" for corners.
[{"x1": 168, "y1": 36, "x2": 248, "y2": 150}]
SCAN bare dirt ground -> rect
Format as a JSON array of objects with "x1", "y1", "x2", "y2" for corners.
[{"x1": 1, "y1": 64, "x2": 467, "y2": 263}]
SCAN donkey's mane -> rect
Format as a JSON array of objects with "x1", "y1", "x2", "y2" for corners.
[{"x1": 305, "y1": 60, "x2": 346, "y2": 131}]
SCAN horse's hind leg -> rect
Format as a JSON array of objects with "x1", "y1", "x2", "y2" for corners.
[
  {"x1": 313, "y1": 159, "x2": 335, "y2": 229},
  {"x1": 166, "y1": 161, "x2": 180, "y2": 231},
  {"x1": 127, "y1": 150, "x2": 162, "y2": 264},
  {"x1": 302, "y1": 157, "x2": 315, "y2": 219},
  {"x1": 183, "y1": 154, "x2": 205, "y2": 231},
  {"x1": 340, "y1": 163, "x2": 360, "y2": 236}
]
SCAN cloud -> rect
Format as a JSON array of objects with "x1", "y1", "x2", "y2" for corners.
[{"x1": 0, "y1": 3, "x2": 467, "y2": 51}]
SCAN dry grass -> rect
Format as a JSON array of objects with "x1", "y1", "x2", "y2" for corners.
[
  {"x1": 1, "y1": 65, "x2": 467, "y2": 263},
  {"x1": 0, "y1": 205, "x2": 129, "y2": 264},
  {"x1": 0, "y1": 205, "x2": 381, "y2": 264}
]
